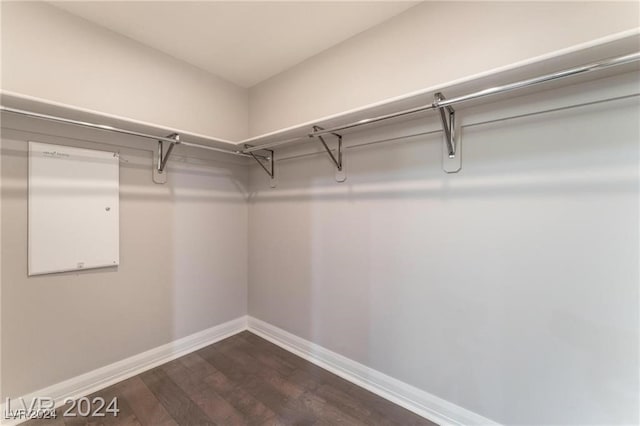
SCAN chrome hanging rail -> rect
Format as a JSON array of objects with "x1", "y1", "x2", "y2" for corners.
[
  {"x1": 242, "y1": 51, "x2": 640, "y2": 152},
  {"x1": 2, "y1": 51, "x2": 638, "y2": 182},
  {"x1": 0, "y1": 106, "x2": 249, "y2": 158}
]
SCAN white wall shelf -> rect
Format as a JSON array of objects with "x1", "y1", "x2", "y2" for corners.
[{"x1": 2, "y1": 30, "x2": 639, "y2": 180}]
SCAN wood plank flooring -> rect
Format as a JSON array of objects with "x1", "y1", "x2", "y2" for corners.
[{"x1": 23, "y1": 331, "x2": 436, "y2": 425}]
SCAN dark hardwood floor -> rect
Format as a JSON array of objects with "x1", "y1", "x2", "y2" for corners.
[{"x1": 24, "y1": 331, "x2": 436, "y2": 425}]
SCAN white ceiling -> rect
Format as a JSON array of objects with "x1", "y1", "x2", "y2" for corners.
[{"x1": 50, "y1": 1, "x2": 419, "y2": 88}]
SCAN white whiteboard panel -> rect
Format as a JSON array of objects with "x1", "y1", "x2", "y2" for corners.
[{"x1": 29, "y1": 142, "x2": 119, "y2": 275}]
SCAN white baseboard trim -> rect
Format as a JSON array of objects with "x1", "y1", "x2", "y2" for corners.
[
  {"x1": 1, "y1": 316, "x2": 248, "y2": 426},
  {"x1": 247, "y1": 316, "x2": 499, "y2": 426},
  {"x1": 3, "y1": 315, "x2": 498, "y2": 426}
]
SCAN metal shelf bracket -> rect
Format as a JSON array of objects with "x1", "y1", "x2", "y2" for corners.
[
  {"x1": 434, "y1": 92, "x2": 461, "y2": 173},
  {"x1": 245, "y1": 144, "x2": 276, "y2": 187},
  {"x1": 153, "y1": 133, "x2": 180, "y2": 184},
  {"x1": 312, "y1": 125, "x2": 346, "y2": 182}
]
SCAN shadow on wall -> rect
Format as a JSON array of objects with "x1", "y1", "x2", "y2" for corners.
[
  {"x1": 246, "y1": 96, "x2": 640, "y2": 424},
  {"x1": 0, "y1": 120, "x2": 249, "y2": 400},
  {"x1": 248, "y1": 97, "x2": 639, "y2": 203}
]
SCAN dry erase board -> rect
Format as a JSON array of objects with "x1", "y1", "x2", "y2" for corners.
[{"x1": 28, "y1": 142, "x2": 120, "y2": 275}]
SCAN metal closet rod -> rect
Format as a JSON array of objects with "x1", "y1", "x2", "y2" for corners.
[
  {"x1": 1, "y1": 52, "x2": 638, "y2": 158},
  {"x1": 0, "y1": 106, "x2": 251, "y2": 158},
  {"x1": 242, "y1": 51, "x2": 640, "y2": 153}
]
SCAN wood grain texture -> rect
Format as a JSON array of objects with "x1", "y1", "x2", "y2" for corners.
[{"x1": 22, "y1": 332, "x2": 436, "y2": 425}]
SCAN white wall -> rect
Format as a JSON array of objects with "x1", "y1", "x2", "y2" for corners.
[
  {"x1": 0, "y1": 1, "x2": 248, "y2": 141},
  {"x1": 0, "y1": 2, "x2": 252, "y2": 400},
  {"x1": 0, "y1": 116, "x2": 249, "y2": 399},
  {"x1": 248, "y1": 72, "x2": 639, "y2": 424},
  {"x1": 248, "y1": 1, "x2": 640, "y2": 136},
  {"x1": 1, "y1": 2, "x2": 638, "y2": 423},
  {"x1": 4, "y1": 1, "x2": 637, "y2": 141}
]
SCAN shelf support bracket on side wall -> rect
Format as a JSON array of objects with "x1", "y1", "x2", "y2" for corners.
[
  {"x1": 434, "y1": 92, "x2": 461, "y2": 173},
  {"x1": 153, "y1": 133, "x2": 180, "y2": 184},
  {"x1": 312, "y1": 125, "x2": 346, "y2": 182},
  {"x1": 245, "y1": 144, "x2": 276, "y2": 188}
]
